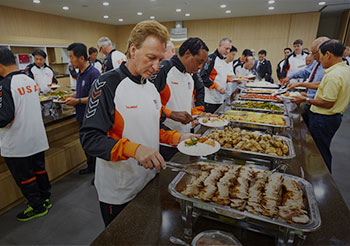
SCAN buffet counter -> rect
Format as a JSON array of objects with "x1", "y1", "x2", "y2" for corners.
[
  {"x1": 0, "y1": 106, "x2": 86, "y2": 215},
  {"x1": 91, "y1": 106, "x2": 350, "y2": 245}
]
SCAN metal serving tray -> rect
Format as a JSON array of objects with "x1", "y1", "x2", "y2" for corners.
[
  {"x1": 222, "y1": 111, "x2": 292, "y2": 129},
  {"x1": 241, "y1": 88, "x2": 279, "y2": 94},
  {"x1": 230, "y1": 100, "x2": 286, "y2": 114},
  {"x1": 168, "y1": 161, "x2": 321, "y2": 233},
  {"x1": 202, "y1": 128, "x2": 296, "y2": 160},
  {"x1": 237, "y1": 94, "x2": 283, "y2": 103}
]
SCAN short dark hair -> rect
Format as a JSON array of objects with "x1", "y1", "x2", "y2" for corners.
[
  {"x1": 258, "y1": 50, "x2": 267, "y2": 56},
  {"x1": 319, "y1": 39, "x2": 346, "y2": 57},
  {"x1": 32, "y1": 49, "x2": 47, "y2": 59},
  {"x1": 179, "y1": 37, "x2": 209, "y2": 57},
  {"x1": 88, "y1": 47, "x2": 98, "y2": 55},
  {"x1": 0, "y1": 48, "x2": 16, "y2": 66},
  {"x1": 242, "y1": 49, "x2": 253, "y2": 56},
  {"x1": 67, "y1": 43, "x2": 88, "y2": 61},
  {"x1": 293, "y1": 39, "x2": 303, "y2": 45},
  {"x1": 284, "y1": 47, "x2": 292, "y2": 52},
  {"x1": 230, "y1": 45, "x2": 238, "y2": 53}
]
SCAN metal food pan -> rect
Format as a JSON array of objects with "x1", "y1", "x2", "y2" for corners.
[
  {"x1": 241, "y1": 89, "x2": 278, "y2": 94},
  {"x1": 202, "y1": 128, "x2": 295, "y2": 160},
  {"x1": 230, "y1": 100, "x2": 286, "y2": 114},
  {"x1": 168, "y1": 161, "x2": 321, "y2": 232},
  {"x1": 237, "y1": 94, "x2": 283, "y2": 103}
]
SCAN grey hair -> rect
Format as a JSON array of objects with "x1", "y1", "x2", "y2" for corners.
[
  {"x1": 312, "y1": 36, "x2": 330, "y2": 50},
  {"x1": 97, "y1": 37, "x2": 112, "y2": 48},
  {"x1": 219, "y1": 37, "x2": 232, "y2": 44},
  {"x1": 167, "y1": 41, "x2": 175, "y2": 48}
]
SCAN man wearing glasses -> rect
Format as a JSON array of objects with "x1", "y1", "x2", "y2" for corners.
[{"x1": 97, "y1": 37, "x2": 126, "y2": 73}]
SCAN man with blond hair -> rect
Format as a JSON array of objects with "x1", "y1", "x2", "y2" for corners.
[
  {"x1": 97, "y1": 36, "x2": 126, "y2": 73},
  {"x1": 80, "y1": 20, "x2": 197, "y2": 227}
]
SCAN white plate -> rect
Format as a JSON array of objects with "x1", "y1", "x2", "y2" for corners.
[
  {"x1": 198, "y1": 117, "x2": 229, "y2": 128},
  {"x1": 48, "y1": 84, "x2": 60, "y2": 89},
  {"x1": 53, "y1": 99, "x2": 67, "y2": 103},
  {"x1": 280, "y1": 92, "x2": 301, "y2": 100},
  {"x1": 295, "y1": 86, "x2": 306, "y2": 90},
  {"x1": 177, "y1": 139, "x2": 220, "y2": 156}
]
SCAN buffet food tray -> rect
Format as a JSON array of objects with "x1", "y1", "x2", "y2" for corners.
[
  {"x1": 202, "y1": 128, "x2": 295, "y2": 160},
  {"x1": 230, "y1": 100, "x2": 286, "y2": 114},
  {"x1": 244, "y1": 82, "x2": 280, "y2": 89},
  {"x1": 237, "y1": 94, "x2": 283, "y2": 103},
  {"x1": 168, "y1": 161, "x2": 321, "y2": 232},
  {"x1": 222, "y1": 112, "x2": 292, "y2": 129},
  {"x1": 241, "y1": 88, "x2": 278, "y2": 94}
]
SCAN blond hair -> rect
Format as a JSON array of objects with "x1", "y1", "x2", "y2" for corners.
[{"x1": 126, "y1": 20, "x2": 169, "y2": 58}]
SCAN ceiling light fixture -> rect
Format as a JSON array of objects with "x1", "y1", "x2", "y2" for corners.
[
  {"x1": 104, "y1": 15, "x2": 109, "y2": 19},
  {"x1": 62, "y1": 6, "x2": 69, "y2": 10},
  {"x1": 220, "y1": 4, "x2": 227, "y2": 8},
  {"x1": 185, "y1": 13, "x2": 190, "y2": 16},
  {"x1": 268, "y1": 6, "x2": 275, "y2": 10},
  {"x1": 176, "y1": 8, "x2": 182, "y2": 12},
  {"x1": 150, "y1": 16, "x2": 155, "y2": 19},
  {"x1": 318, "y1": 1, "x2": 326, "y2": 5},
  {"x1": 102, "y1": 2, "x2": 109, "y2": 6},
  {"x1": 33, "y1": 0, "x2": 40, "y2": 3},
  {"x1": 268, "y1": 0, "x2": 275, "y2": 4},
  {"x1": 225, "y1": 10, "x2": 231, "y2": 13},
  {"x1": 137, "y1": 12, "x2": 142, "y2": 15}
]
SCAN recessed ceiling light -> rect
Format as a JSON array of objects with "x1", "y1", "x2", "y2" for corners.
[
  {"x1": 225, "y1": 10, "x2": 231, "y2": 13},
  {"x1": 137, "y1": 12, "x2": 142, "y2": 15},
  {"x1": 176, "y1": 8, "x2": 182, "y2": 12},
  {"x1": 185, "y1": 13, "x2": 190, "y2": 17},
  {"x1": 33, "y1": 0, "x2": 40, "y2": 3},
  {"x1": 268, "y1": 6, "x2": 275, "y2": 10},
  {"x1": 102, "y1": 2, "x2": 109, "y2": 6},
  {"x1": 318, "y1": 1, "x2": 326, "y2": 5},
  {"x1": 104, "y1": 15, "x2": 109, "y2": 19},
  {"x1": 118, "y1": 18, "x2": 124, "y2": 22},
  {"x1": 62, "y1": 6, "x2": 69, "y2": 10},
  {"x1": 220, "y1": 4, "x2": 227, "y2": 8},
  {"x1": 150, "y1": 16, "x2": 155, "y2": 19},
  {"x1": 268, "y1": 0, "x2": 275, "y2": 4}
]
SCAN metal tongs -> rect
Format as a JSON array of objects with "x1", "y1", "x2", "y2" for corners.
[
  {"x1": 272, "y1": 88, "x2": 288, "y2": 96},
  {"x1": 166, "y1": 162, "x2": 201, "y2": 175}
]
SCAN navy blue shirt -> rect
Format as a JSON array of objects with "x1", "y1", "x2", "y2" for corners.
[{"x1": 76, "y1": 64, "x2": 100, "y2": 123}]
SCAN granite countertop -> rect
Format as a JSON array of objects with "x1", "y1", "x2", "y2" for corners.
[{"x1": 91, "y1": 104, "x2": 350, "y2": 245}]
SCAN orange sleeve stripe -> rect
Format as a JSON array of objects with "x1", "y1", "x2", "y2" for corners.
[
  {"x1": 108, "y1": 109, "x2": 124, "y2": 140},
  {"x1": 110, "y1": 139, "x2": 140, "y2": 161},
  {"x1": 209, "y1": 68, "x2": 218, "y2": 82},
  {"x1": 160, "y1": 83, "x2": 171, "y2": 106},
  {"x1": 159, "y1": 129, "x2": 182, "y2": 145},
  {"x1": 21, "y1": 177, "x2": 36, "y2": 184},
  {"x1": 162, "y1": 105, "x2": 173, "y2": 118},
  {"x1": 191, "y1": 106, "x2": 205, "y2": 115},
  {"x1": 34, "y1": 170, "x2": 46, "y2": 175},
  {"x1": 209, "y1": 82, "x2": 218, "y2": 89}
]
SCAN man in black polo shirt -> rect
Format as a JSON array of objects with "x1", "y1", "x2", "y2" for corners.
[{"x1": 66, "y1": 43, "x2": 100, "y2": 175}]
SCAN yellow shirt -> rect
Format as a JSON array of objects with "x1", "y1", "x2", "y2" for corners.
[{"x1": 311, "y1": 61, "x2": 350, "y2": 115}]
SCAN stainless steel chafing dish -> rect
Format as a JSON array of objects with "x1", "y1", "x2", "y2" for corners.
[{"x1": 230, "y1": 100, "x2": 286, "y2": 115}]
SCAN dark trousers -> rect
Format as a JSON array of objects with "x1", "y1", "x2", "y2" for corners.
[
  {"x1": 99, "y1": 201, "x2": 128, "y2": 227},
  {"x1": 205, "y1": 103, "x2": 221, "y2": 114},
  {"x1": 79, "y1": 122, "x2": 96, "y2": 172},
  {"x1": 159, "y1": 145, "x2": 178, "y2": 162},
  {"x1": 301, "y1": 104, "x2": 311, "y2": 127},
  {"x1": 308, "y1": 112, "x2": 342, "y2": 172},
  {"x1": 4, "y1": 151, "x2": 51, "y2": 210}
]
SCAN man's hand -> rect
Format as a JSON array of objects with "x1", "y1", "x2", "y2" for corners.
[
  {"x1": 216, "y1": 85, "x2": 226, "y2": 94},
  {"x1": 301, "y1": 92, "x2": 307, "y2": 97},
  {"x1": 291, "y1": 95, "x2": 307, "y2": 104},
  {"x1": 287, "y1": 82, "x2": 301, "y2": 91},
  {"x1": 65, "y1": 97, "x2": 79, "y2": 106},
  {"x1": 135, "y1": 145, "x2": 165, "y2": 171},
  {"x1": 191, "y1": 119, "x2": 199, "y2": 128},
  {"x1": 170, "y1": 111, "x2": 193, "y2": 124},
  {"x1": 281, "y1": 77, "x2": 290, "y2": 85},
  {"x1": 179, "y1": 133, "x2": 201, "y2": 143}
]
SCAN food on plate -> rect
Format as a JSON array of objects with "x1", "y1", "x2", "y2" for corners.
[
  {"x1": 199, "y1": 116, "x2": 227, "y2": 127},
  {"x1": 184, "y1": 137, "x2": 216, "y2": 147},
  {"x1": 223, "y1": 110, "x2": 286, "y2": 126},
  {"x1": 231, "y1": 101, "x2": 284, "y2": 111},
  {"x1": 282, "y1": 92, "x2": 301, "y2": 99},
  {"x1": 206, "y1": 127, "x2": 290, "y2": 156},
  {"x1": 46, "y1": 90, "x2": 72, "y2": 97},
  {"x1": 180, "y1": 164, "x2": 310, "y2": 224},
  {"x1": 239, "y1": 93, "x2": 282, "y2": 101},
  {"x1": 39, "y1": 96, "x2": 50, "y2": 101}
]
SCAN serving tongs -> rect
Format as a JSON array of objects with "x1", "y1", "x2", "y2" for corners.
[
  {"x1": 272, "y1": 88, "x2": 288, "y2": 96},
  {"x1": 166, "y1": 162, "x2": 202, "y2": 175}
]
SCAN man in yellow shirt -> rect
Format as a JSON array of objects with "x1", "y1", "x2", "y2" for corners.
[{"x1": 292, "y1": 39, "x2": 350, "y2": 172}]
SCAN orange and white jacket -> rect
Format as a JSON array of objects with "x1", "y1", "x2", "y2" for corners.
[
  {"x1": 80, "y1": 62, "x2": 181, "y2": 205},
  {"x1": 200, "y1": 49, "x2": 229, "y2": 104}
]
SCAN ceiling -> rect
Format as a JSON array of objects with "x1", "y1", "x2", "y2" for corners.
[{"x1": 0, "y1": 0, "x2": 349, "y2": 25}]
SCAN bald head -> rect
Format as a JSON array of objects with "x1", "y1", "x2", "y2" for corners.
[{"x1": 311, "y1": 36, "x2": 330, "y2": 62}]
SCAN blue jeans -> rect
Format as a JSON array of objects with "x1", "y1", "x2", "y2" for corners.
[{"x1": 309, "y1": 112, "x2": 342, "y2": 173}]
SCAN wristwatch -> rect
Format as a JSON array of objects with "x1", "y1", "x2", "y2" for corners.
[
  {"x1": 78, "y1": 98, "x2": 82, "y2": 105},
  {"x1": 306, "y1": 97, "x2": 311, "y2": 105}
]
